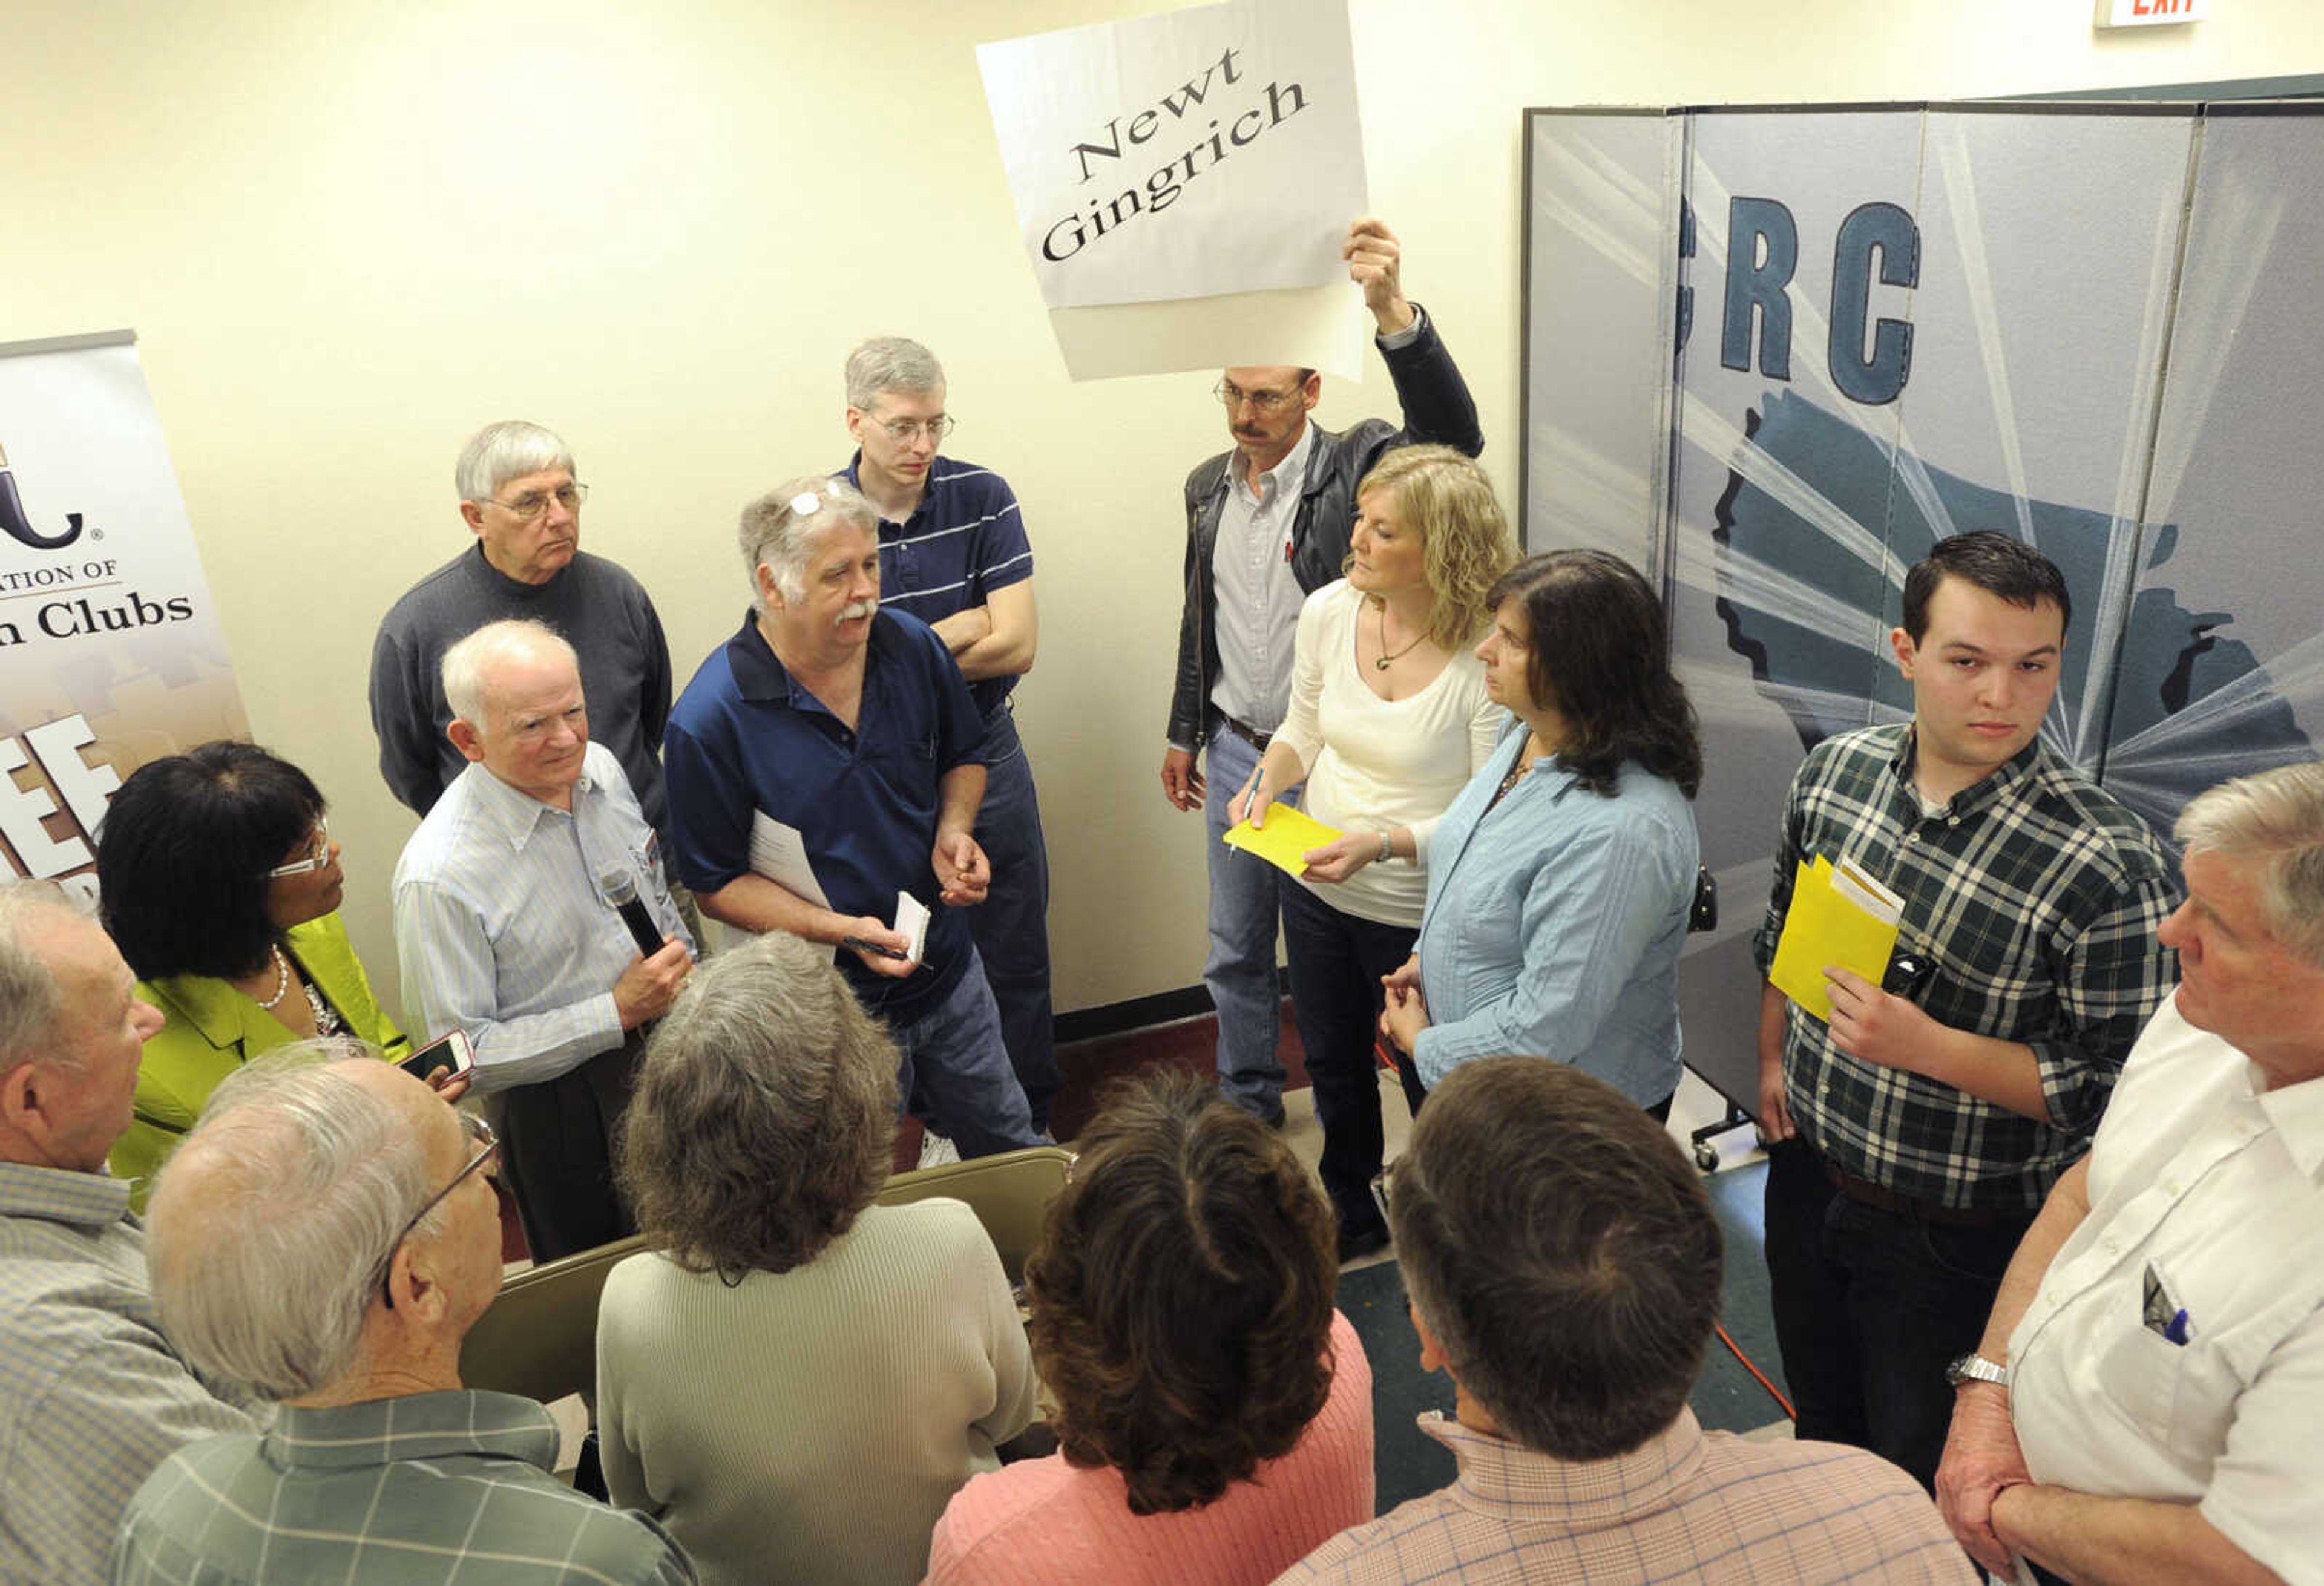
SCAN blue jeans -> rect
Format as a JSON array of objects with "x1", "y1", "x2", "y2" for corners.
[
  {"x1": 969, "y1": 708, "x2": 1058, "y2": 1133},
  {"x1": 891, "y1": 947, "x2": 1042, "y2": 1158},
  {"x1": 1202, "y1": 726, "x2": 1287, "y2": 1116}
]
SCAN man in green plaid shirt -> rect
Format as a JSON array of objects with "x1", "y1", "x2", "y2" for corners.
[
  {"x1": 110, "y1": 1056, "x2": 694, "y2": 1584},
  {"x1": 1750, "y1": 533, "x2": 2179, "y2": 1494}
]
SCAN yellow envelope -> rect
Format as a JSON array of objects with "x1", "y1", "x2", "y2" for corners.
[
  {"x1": 1769, "y1": 854, "x2": 1902, "y2": 1023},
  {"x1": 1221, "y1": 802, "x2": 1344, "y2": 879}
]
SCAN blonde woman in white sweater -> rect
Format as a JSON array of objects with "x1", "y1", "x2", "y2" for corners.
[
  {"x1": 596, "y1": 931, "x2": 1035, "y2": 1586},
  {"x1": 1229, "y1": 445, "x2": 1514, "y2": 1260}
]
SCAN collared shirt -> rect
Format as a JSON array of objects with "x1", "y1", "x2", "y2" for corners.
[
  {"x1": 1751, "y1": 726, "x2": 2179, "y2": 1210},
  {"x1": 838, "y1": 453, "x2": 1034, "y2": 721},
  {"x1": 663, "y1": 609, "x2": 983, "y2": 1024},
  {"x1": 111, "y1": 1390, "x2": 695, "y2": 1585},
  {"x1": 1413, "y1": 725, "x2": 1699, "y2": 1104},
  {"x1": 1210, "y1": 415, "x2": 1316, "y2": 732},
  {"x1": 1281, "y1": 1407, "x2": 1973, "y2": 1584},
  {"x1": 0, "y1": 1162, "x2": 254, "y2": 1586},
  {"x1": 2008, "y1": 998, "x2": 2324, "y2": 1586},
  {"x1": 392, "y1": 741, "x2": 693, "y2": 1095}
]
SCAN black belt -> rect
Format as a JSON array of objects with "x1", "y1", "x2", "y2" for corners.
[
  {"x1": 1821, "y1": 1160, "x2": 2029, "y2": 1230},
  {"x1": 1213, "y1": 711, "x2": 1272, "y2": 752}
]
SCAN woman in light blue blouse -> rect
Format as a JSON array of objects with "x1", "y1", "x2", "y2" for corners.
[{"x1": 1380, "y1": 550, "x2": 1702, "y2": 1116}]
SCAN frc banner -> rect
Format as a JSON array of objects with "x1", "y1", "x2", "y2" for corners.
[
  {"x1": 977, "y1": 0, "x2": 1368, "y2": 313},
  {"x1": 0, "y1": 330, "x2": 249, "y2": 905}
]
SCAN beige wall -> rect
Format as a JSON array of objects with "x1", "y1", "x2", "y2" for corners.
[{"x1": 7, "y1": 0, "x2": 2319, "y2": 1021}]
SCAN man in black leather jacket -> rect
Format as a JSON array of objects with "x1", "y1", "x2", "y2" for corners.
[{"x1": 1158, "y1": 215, "x2": 1484, "y2": 1126}]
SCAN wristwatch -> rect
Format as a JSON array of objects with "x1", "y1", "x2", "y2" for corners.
[{"x1": 1945, "y1": 1353, "x2": 2011, "y2": 1389}]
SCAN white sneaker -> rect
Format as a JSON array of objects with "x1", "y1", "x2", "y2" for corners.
[{"x1": 917, "y1": 1131, "x2": 962, "y2": 1169}]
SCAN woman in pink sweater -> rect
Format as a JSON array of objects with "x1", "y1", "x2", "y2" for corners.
[{"x1": 925, "y1": 1072, "x2": 1374, "y2": 1585}]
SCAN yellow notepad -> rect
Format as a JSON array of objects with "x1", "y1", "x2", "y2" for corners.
[
  {"x1": 1769, "y1": 854, "x2": 1903, "y2": 1023},
  {"x1": 1221, "y1": 802, "x2": 1344, "y2": 879}
]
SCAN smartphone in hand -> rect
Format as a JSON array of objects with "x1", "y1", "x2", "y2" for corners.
[{"x1": 398, "y1": 1029, "x2": 474, "y2": 1086}]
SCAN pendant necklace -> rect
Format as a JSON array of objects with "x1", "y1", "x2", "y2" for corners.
[{"x1": 1375, "y1": 602, "x2": 1425, "y2": 670}]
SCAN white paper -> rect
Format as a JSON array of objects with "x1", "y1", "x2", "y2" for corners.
[
  {"x1": 977, "y1": 0, "x2": 1368, "y2": 312},
  {"x1": 1048, "y1": 280, "x2": 1367, "y2": 382},
  {"x1": 894, "y1": 891, "x2": 931, "y2": 966},
  {"x1": 748, "y1": 810, "x2": 830, "y2": 909},
  {"x1": 1831, "y1": 857, "x2": 1903, "y2": 925}
]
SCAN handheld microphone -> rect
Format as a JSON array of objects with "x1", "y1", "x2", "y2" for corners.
[{"x1": 600, "y1": 870, "x2": 666, "y2": 957}]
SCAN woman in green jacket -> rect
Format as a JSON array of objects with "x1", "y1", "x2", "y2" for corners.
[{"x1": 97, "y1": 741, "x2": 411, "y2": 1206}]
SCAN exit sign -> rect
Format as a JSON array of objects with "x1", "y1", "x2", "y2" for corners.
[{"x1": 2098, "y1": 0, "x2": 2209, "y2": 25}]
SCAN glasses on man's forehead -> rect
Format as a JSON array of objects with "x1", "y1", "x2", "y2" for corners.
[
  {"x1": 876, "y1": 415, "x2": 955, "y2": 445},
  {"x1": 483, "y1": 482, "x2": 588, "y2": 520},
  {"x1": 266, "y1": 816, "x2": 331, "y2": 878},
  {"x1": 1212, "y1": 378, "x2": 1303, "y2": 414},
  {"x1": 379, "y1": 1112, "x2": 499, "y2": 1308}
]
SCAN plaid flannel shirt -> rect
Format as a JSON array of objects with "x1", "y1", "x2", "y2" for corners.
[
  {"x1": 1751, "y1": 726, "x2": 2179, "y2": 1210},
  {"x1": 111, "y1": 1391, "x2": 695, "y2": 1584}
]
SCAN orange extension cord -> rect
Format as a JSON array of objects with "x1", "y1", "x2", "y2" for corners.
[{"x1": 1716, "y1": 1323, "x2": 1796, "y2": 1421}]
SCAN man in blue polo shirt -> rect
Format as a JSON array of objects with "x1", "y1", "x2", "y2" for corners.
[
  {"x1": 663, "y1": 477, "x2": 1040, "y2": 1157},
  {"x1": 836, "y1": 337, "x2": 1055, "y2": 1136}
]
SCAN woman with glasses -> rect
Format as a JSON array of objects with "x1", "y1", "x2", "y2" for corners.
[
  {"x1": 1380, "y1": 550, "x2": 1703, "y2": 1119},
  {"x1": 97, "y1": 741, "x2": 412, "y2": 1207},
  {"x1": 598, "y1": 930, "x2": 1035, "y2": 1586},
  {"x1": 926, "y1": 1070, "x2": 1371, "y2": 1585},
  {"x1": 1226, "y1": 444, "x2": 1512, "y2": 1260}
]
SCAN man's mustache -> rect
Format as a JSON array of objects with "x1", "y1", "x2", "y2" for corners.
[{"x1": 836, "y1": 598, "x2": 877, "y2": 623}]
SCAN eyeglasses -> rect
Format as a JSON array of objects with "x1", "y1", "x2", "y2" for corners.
[
  {"x1": 266, "y1": 817, "x2": 332, "y2": 878},
  {"x1": 1212, "y1": 378, "x2": 1304, "y2": 414},
  {"x1": 379, "y1": 1112, "x2": 499, "y2": 1308},
  {"x1": 482, "y1": 482, "x2": 588, "y2": 520},
  {"x1": 876, "y1": 415, "x2": 954, "y2": 445}
]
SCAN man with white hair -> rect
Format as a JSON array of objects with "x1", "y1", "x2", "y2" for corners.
[
  {"x1": 393, "y1": 618, "x2": 694, "y2": 1261},
  {"x1": 663, "y1": 477, "x2": 1040, "y2": 1157},
  {"x1": 0, "y1": 882, "x2": 254, "y2": 1585},
  {"x1": 370, "y1": 419, "x2": 677, "y2": 847},
  {"x1": 111, "y1": 1055, "x2": 695, "y2": 1583},
  {"x1": 1935, "y1": 761, "x2": 2324, "y2": 1586},
  {"x1": 836, "y1": 337, "x2": 1058, "y2": 1136}
]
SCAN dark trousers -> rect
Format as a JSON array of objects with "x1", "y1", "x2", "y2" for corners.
[
  {"x1": 1281, "y1": 881, "x2": 1416, "y2": 1240},
  {"x1": 490, "y1": 1036, "x2": 643, "y2": 1264},
  {"x1": 968, "y1": 709, "x2": 1059, "y2": 1134},
  {"x1": 1762, "y1": 1138, "x2": 2034, "y2": 1492}
]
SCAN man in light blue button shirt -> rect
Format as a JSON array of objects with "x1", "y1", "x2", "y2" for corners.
[{"x1": 393, "y1": 618, "x2": 694, "y2": 1260}]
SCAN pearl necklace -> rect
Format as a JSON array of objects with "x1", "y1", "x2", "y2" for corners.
[{"x1": 253, "y1": 943, "x2": 291, "y2": 1011}]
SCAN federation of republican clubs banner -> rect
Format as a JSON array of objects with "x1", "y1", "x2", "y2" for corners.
[{"x1": 0, "y1": 330, "x2": 249, "y2": 906}]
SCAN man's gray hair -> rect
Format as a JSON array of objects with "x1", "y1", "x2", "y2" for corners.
[
  {"x1": 455, "y1": 421, "x2": 575, "y2": 505},
  {"x1": 2176, "y1": 761, "x2": 2324, "y2": 968},
  {"x1": 146, "y1": 1043, "x2": 439, "y2": 1400},
  {"x1": 845, "y1": 337, "x2": 945, "y2": 410},
  {"x1": 0, "y1": 882, "x2": 79, "y2": 1070},
  {"x1": 739, "y1": 476, "x2": 879, "y2": 609},
  {"x1": 440, "y1": 617, "x2": 580, "y2": 729}
]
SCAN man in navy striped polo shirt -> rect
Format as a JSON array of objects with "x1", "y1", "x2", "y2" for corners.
[{"x1": 837, "y1": 338, "x2": 1057, "y2": 1136}]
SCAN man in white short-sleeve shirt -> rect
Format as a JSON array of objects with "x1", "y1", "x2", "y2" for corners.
[{"x1": 1935, "y1": 761, "x2": 2324, "y2": 1586}]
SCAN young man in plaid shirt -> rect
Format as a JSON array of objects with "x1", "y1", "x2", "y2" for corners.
[{"x1": 1752, "y1": 532, "x2": 2179, "y2": 1492}]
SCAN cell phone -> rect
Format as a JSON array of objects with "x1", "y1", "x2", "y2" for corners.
[{"x1": 398, "y1": 1029, "x2": 474, "y2": 1086}]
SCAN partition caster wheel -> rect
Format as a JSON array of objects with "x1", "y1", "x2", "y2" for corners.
[{"x1": 1693, "y1": 1142, "x2": 1719, "y2": 1171}]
